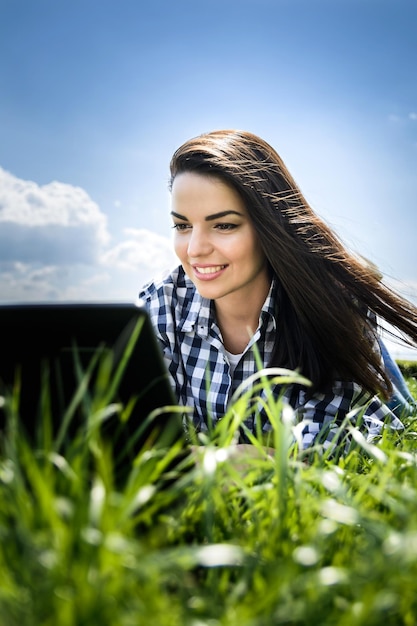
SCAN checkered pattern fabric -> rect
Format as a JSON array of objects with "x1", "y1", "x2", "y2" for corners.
[{"x1": 139, "y1": 265, "x2": 403, "y2": 451}]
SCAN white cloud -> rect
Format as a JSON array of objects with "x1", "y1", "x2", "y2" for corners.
[
  {"x1": 0, "y1": 262, "x2": 73, "y2": 301},
  {"x1": 0, "y1": 168, "x2": 176, "y2": 302},
  {"x1": 101, "y1": 227, "x2": 176, "y2": 273},
  {"x1": 388, "y1": 114, "x2": 401, "y2": 123},
  {"x1": 0, "y1": 167, "x2": 108, "y2": 230},
  {"x1": 0, "y1": 167, "x2": 109, "y2": 264},
  {"x1": 388, "y1": 112, "x2": 417, "y2": 124}
]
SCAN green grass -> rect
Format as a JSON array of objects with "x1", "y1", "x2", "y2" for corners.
[{"x1": 1, "y1": 365, "x2": 417, "y2": 625}]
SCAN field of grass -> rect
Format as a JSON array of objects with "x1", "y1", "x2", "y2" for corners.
[{"x1": 0, "y1": 364, "x2": 417, "y2": 625}]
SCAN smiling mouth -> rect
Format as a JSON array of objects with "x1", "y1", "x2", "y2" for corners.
[{"x1": 194, "y1": 265, "x2": 227, "y2": 274}]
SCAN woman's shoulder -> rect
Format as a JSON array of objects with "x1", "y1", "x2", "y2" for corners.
[
  {"x1": 139, "y1": 265, "x2": 201, "y2": 334},
  {"x1": 139, "y1": 265, "x2": 195, "y2": 305}
]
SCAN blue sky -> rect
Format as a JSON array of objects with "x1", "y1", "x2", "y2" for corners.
[{"x1": 1, "y1": 0, "x2": 416, "y2": 356}]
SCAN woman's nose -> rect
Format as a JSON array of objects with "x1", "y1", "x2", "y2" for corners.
[{"x1": 187, "y1": 228, "x2": 212, "y2": 257}]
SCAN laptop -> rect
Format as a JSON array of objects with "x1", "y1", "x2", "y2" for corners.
[{"x1": 0, "y1": 302, "x2": 185, "y2": 483}]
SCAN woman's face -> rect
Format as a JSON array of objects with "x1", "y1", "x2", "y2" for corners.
[{"x1": 171, "y1": 172, "x2": 269, "y2": 303}]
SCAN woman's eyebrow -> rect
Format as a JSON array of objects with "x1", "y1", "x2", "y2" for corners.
[
  {"x1": 205, "y1": 210, "x2": 243, "y2": 221},
  {"x1": 170, "y1": 210, "x2": 243, "y2": 221},
  {"x1": 171, "y1": 211, "x2": 188, "y2": 221}
]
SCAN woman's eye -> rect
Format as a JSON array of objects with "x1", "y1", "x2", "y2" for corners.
[
  {"x1": 172, "y1": 223, "x2": 190, "y2": 231},
  {"x1": 215, "y1": 223, "x2": 237, "y2": 231}
]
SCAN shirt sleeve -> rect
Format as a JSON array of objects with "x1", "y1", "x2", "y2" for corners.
[
  {"x1": 292, "y1": 380, "x2": 404, "y2": 452},
  {"x1": 139, "y1": 277, "x2": 188, "y2": 406}
]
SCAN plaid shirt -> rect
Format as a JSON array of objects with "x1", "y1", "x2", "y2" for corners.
[{"x1": 139, "y1": 265, "x2": 403, "y2": 451}]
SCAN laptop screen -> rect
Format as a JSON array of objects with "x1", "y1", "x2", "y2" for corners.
[{"x1": 0, "y1": 302, "x2": 183, "y2": 479}]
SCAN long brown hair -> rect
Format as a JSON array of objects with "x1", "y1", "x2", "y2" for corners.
[{"x1": 169, "y1": 129, "x2": 417, "y2": 397}]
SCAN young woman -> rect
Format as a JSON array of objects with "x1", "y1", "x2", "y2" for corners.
[{"x1": 139, "y1": 130, "x2": 417, "y2": 451}]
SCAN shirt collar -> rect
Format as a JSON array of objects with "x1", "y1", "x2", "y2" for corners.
[
  {"x1": 177, "y1": 276, "x2": 278, "y2": 336},
  {"x1": 177, "y1": 285, "x2": 213, "y2": 337}
]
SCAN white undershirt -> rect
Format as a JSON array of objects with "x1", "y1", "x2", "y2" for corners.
[{"x1": 224, "y1": 349, "x2": 244, "y2": 375}]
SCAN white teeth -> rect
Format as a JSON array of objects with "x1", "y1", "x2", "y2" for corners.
[{"x1": 196, "y1": 265, "x2": 225, "y2": 274}]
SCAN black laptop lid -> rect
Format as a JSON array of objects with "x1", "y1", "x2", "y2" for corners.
[{"x1": 0, "y1": 302, "x2": 183, "y2": 471}]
